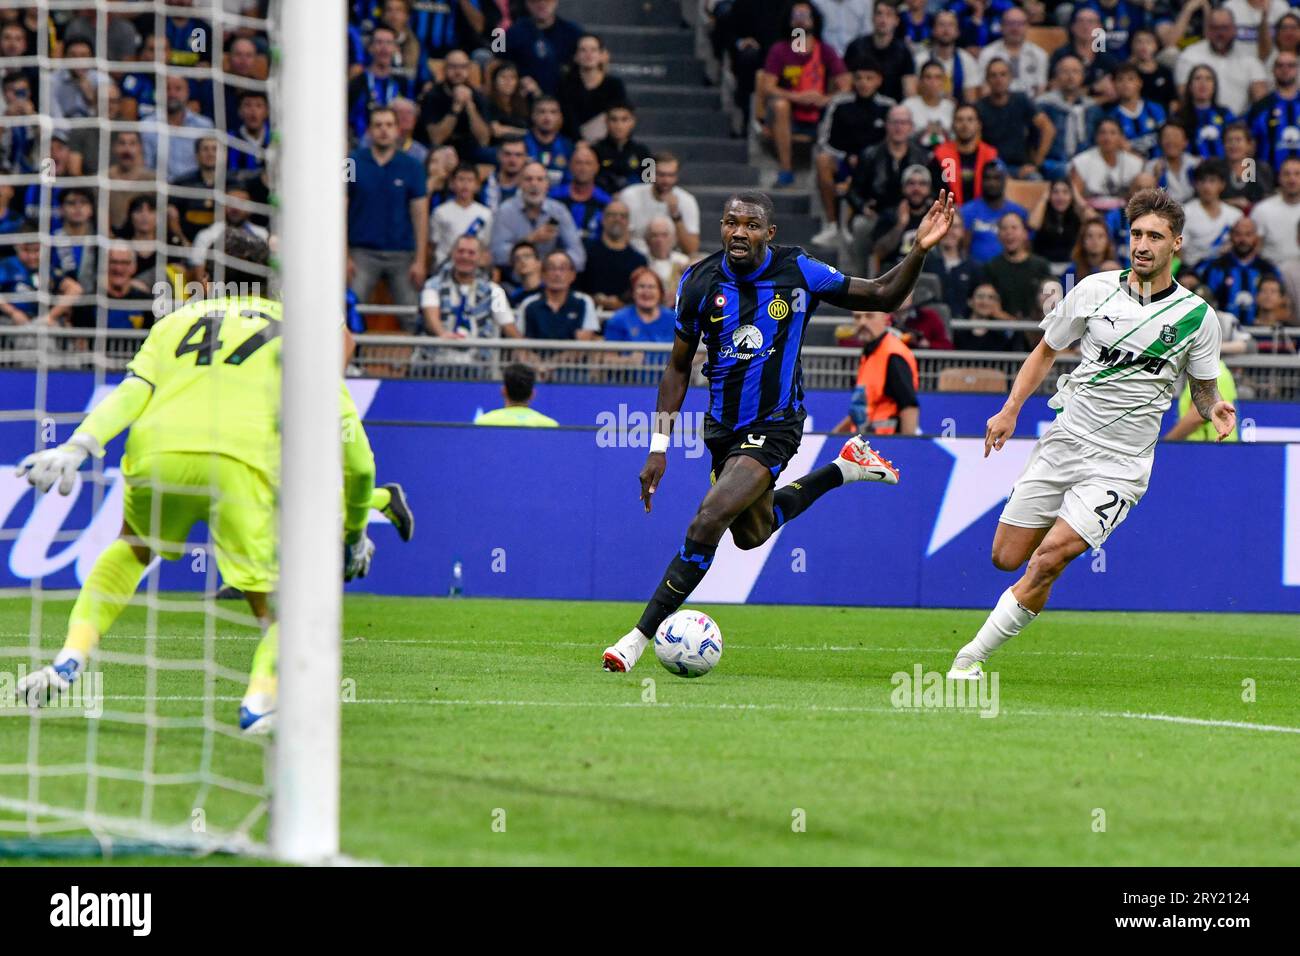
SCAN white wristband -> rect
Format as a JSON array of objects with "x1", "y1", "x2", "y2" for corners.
[{"x1": 649, "y1": 432, "x2": 670, "y2": 454}]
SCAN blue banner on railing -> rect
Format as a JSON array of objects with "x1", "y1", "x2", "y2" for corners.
[{"x1": 0, "y1": 372, "x2": 1296, "y2": 612}]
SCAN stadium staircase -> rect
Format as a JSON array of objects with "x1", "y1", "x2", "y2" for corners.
[
  {"x1": 564, "y1": 0, "x2": 854, "y2": 344},
  {"x1": 565, "y1": 0, "x2": 826, "y2": 258}
]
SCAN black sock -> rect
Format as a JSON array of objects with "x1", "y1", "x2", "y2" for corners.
[
  {"x1": 635, "y1": 537, "x2": 717, "y2": 637},
  {"x1": 772, "y1": 463, "x2": 844, "y2": 530}
]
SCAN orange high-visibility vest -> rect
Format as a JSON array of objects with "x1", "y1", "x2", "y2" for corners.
[
  {"x1": 855, "y1": 333, "x2": 919, "y2": 434},
  {"x1": 931, "y1": 140, "x2": 998, "y2": 205}
]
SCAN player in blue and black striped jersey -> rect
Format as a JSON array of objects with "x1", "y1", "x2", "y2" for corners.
[
  {"x1": 601, "y1": 189, "x2": 956, "y2": 672},
  {"x1": 1248, "y1": 51, "x2": 1300, "y2": 171}
]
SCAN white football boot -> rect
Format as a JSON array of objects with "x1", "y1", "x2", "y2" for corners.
[
  {"x1": 836, "y1": 436, "x2": 900, "y2": 484},
  {"x1": 946, "y1": 658, "x2": 985, "y2": 681},
  {"x1": 602, "y1": 628, "x2": 649, "y2": 673},
  {"x1": 238, "y1": 691, "x2": 276, "y2": 735}
]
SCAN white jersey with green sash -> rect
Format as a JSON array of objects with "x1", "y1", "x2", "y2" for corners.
[{"x1": 1040, "y1": 270, "x2": 1222, "y2": 457}]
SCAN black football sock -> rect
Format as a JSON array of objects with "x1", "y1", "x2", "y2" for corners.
[
  {"x1": 635, "y1": 537, "x2": 717, "y2": 637},
  {"x1": 772, "y1": 463, "x2": 844, "y2": 530}
]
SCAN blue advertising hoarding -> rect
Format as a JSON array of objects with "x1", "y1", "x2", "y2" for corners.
[{"x1": 0, "y1": 371, "x2": 1296, "y2": 612}]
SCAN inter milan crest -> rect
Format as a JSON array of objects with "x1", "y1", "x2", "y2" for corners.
[
  {"x1": 767, "y1": 295, "x2": 789, "y2": 320},
  {"x1": 1159, "y1": 324, "x2": 1176, "y2": 345}
]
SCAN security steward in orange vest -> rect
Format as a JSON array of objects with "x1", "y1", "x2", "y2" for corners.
[{"x1": 833, "y1": 311, "x2": 920, "y2": 435}]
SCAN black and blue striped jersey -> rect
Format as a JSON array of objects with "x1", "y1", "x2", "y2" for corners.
[
  {"x1": 674, "y1": 245, "x2": 849, "y2": 432},
  {"x1": 1249, "y1": 92, "x2": 1300, "y2": 170}
]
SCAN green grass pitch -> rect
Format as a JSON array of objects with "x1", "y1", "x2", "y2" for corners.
[{"x1": 1, "y1": 595, "x2": 1297, "y2": 865}]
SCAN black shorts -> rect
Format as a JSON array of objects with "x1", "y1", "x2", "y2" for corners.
[{"x1": 704, "y1": 416, "x2": 805, "y2": 486}]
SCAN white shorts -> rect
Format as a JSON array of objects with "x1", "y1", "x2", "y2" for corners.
[{"x1": 999, "y1": 424, "x2": 1154, "y2": 549}]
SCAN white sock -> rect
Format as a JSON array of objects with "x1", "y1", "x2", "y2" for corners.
[
  {"x1": 616, "y1": 628, "x2": 649, "y2": 662},
  {"x1": 955, "y1": 588, "x2": 1037, "y2": 666}
]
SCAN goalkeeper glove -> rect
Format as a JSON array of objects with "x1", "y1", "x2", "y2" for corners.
[
  {"x1": 343, "y1": 536, "x2": 375, "y2": 582},
  {"x1": 16, "y1": 433, "x2": 101, "y2": 495}
]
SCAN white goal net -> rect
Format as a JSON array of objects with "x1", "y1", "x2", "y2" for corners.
[{"x1": 0, "y1": 0, "x2": 341, "y2": 860}]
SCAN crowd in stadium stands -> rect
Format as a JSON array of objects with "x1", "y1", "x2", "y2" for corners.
[{"x1": 1, "y1": 0, "x2": 1298, "y2": 360}]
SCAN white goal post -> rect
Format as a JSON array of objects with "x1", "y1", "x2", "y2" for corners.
[{"x1": 273, "y1": 0, "x2": 345, "y2": 863}]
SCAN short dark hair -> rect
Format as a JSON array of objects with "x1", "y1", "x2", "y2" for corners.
[
  {"x1": 510, "y1": 240, "x2": 538, "y2": 261},
  {"x1": 59, "y1": 186, "x2": 94, "y2": 205},
  {"x1": 502, "y1": 363, "x2": 537, "y2": 403},
  {"x1": 452, "y1": 163, "x2": 480, "y2": 181},
  {"x1": 238, "y1": 89, "x2": 268, "y2": 106},
  {"x1": 723, "y1": 190, "x2": 775, "y2": 226},
  {"x1": 214, "y1": 228, "x2": 271, "y2": 286},
  {"x1": 367, "y1": 103, "x2": 397, "y2": 125},
  {"x1": 1194, "y1": 158, "x2": 1228, "y2": 183},
  {"x1": 125, "y1": 193, "x2": 156, "y2": 217},
  {"x1": 1126, "y1": 187, "x2": 1185, "y2": 236},
  {"x1": 1114, "y1": 62, "x2": 1141, "y2": 82},
  {"x1": 1224, "y1": 120, "x2": 1253, "y2": 142},
  {"x1": 1095, "y1": 116, "x2": 1123, "y2": 136}
]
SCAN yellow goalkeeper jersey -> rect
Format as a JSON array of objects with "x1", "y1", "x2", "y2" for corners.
[{"x1": 124, "y1": 295, "x2": 362, "y2": 480}]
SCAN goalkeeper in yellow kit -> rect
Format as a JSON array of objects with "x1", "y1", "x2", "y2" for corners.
[{"x1": 15, "y1": 233, "x2": 374, "y2": 734}]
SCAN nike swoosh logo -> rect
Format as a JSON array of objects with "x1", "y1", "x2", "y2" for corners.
[
  {"x1": 740, "y1": 443, "x2": 762, "y2": 449},
  {"x1": 710, "y1": 314, "x2": 726, "y2": 322},
  {"x1": 666, "y1": 581, "x2": 683, "y2": 593}
]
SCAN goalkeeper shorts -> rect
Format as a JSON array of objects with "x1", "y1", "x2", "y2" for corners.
[{"x1": 121, "y1": 452, "x2": 277, "y2": 593}]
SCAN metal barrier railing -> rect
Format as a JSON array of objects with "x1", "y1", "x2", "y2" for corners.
[
  {"x1": 343, "y1": 337, "x2": 1300, "y2": 399},
  {"x1": 0, "y1": 327, "x2": 1296, "y2": 400}
]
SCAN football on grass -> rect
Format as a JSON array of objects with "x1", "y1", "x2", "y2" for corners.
[{"x1": 654, "y1": 609, "x2": 723, "y2": 677}]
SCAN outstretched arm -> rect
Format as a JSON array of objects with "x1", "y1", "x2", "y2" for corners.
[
  {"x1": 74, "y1": 375, "x2": 153, "y2": 453},
  {"x1": 822, "y1": 191, "x2": 955, "y2": 313},
  {"x1": 17, "y1": 375, "x2": 154, "y2": 494}
]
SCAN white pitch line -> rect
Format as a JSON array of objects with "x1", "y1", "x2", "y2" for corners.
[
  {"x1": 1100, "y1": 711, "x2": 1300, "y2": 735},
  {"x1": 338, "y1": 637, "x2": 1300, "y2": 664},
  {"x1": 83, "y1": 695, "x2": 1300, "y2": 734},
  {"x1": 4, "y1": 632, "x2": 1297, "y2": 663}
]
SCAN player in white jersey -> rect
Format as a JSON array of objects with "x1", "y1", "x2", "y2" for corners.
[{"x1": 947, "y1": 188, "x2": 1237, "y2": 679}]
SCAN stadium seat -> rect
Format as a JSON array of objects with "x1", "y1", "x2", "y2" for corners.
[
  {"x1": 938, "y1": 367, "x2": 1008, "y2": 393},
  {"x1": 1027, "y1": 26, "x2": 1066, "y2": 55},
  {"x1": 912, "y1": 274, "x2": 943, "y2": 308},
  {"x1": 1005, "y1": 178, "x2": 1050, "y2": 212}
]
